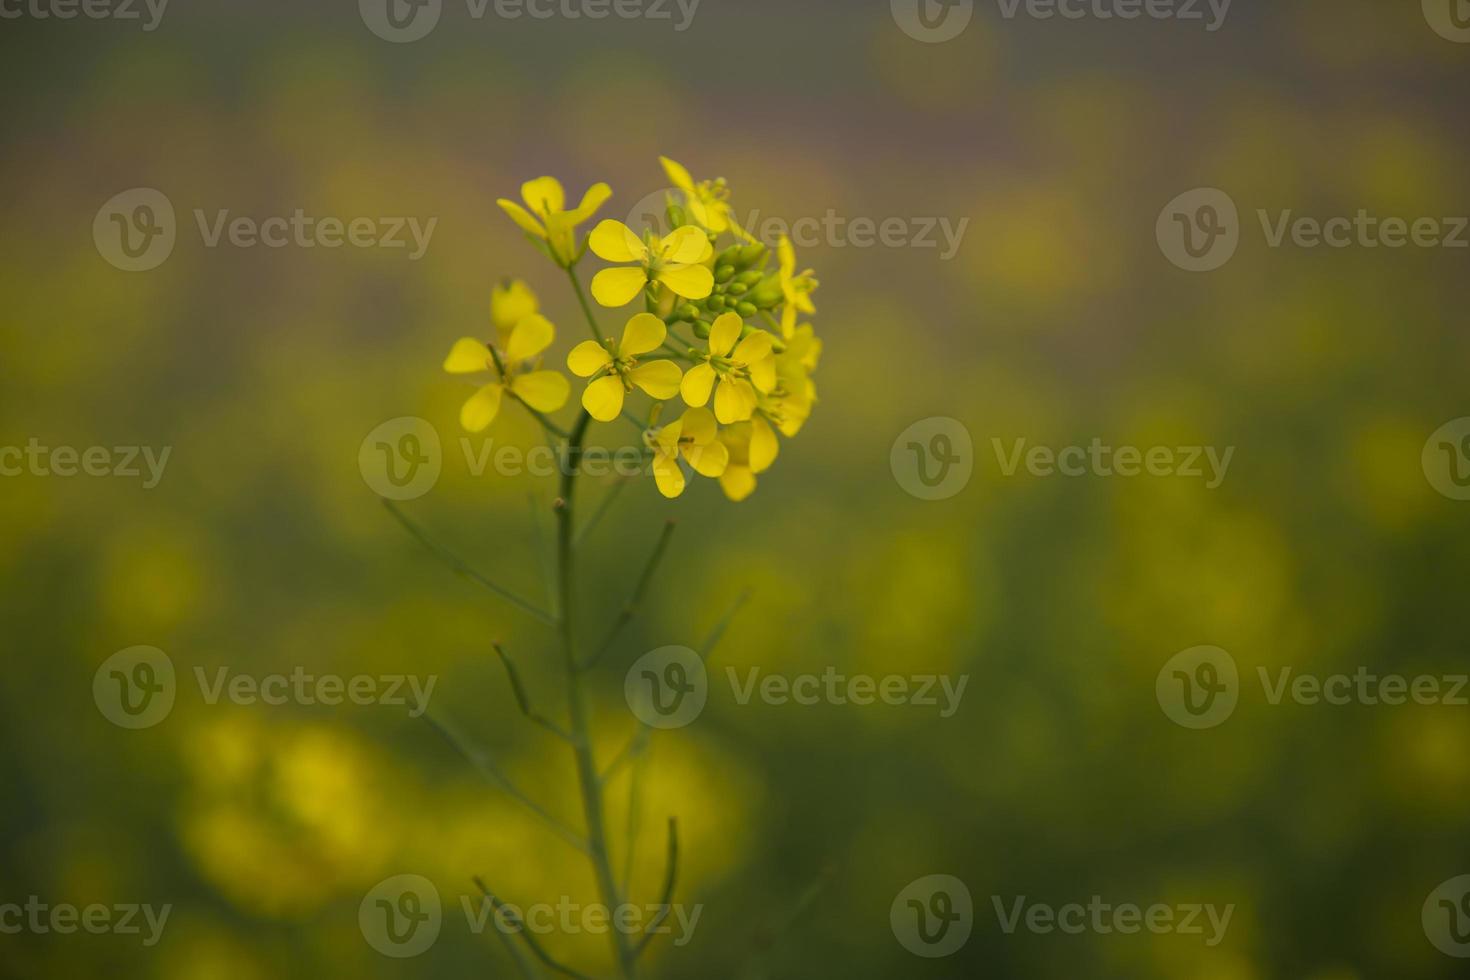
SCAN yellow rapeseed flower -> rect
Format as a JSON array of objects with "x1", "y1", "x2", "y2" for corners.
[
  {"x1": 443, "y1": 315, "x2": 570, "y2": 432},
  {"x1": 490, "y1": 279, "x2": 538, "y2": 347},
  {"x1": 566, "y1": 313, "x2": 684, "y2": 422},
  {"x1": 648, "y1": 407, "x2": 728, "y2": 499},
  {"x1": 777, "y1": 234, "x2": 819, "y2": 337},
  {"x1": 679, "y1": 312, "x2": 776, "y2": 424},
  {"x1": 587, "y1": 220, "x2": 714, "y2": 307},
  {"x1": 498, "y1": 177, "x2": 611, "y2": 267},
  {"x1": 659, "y1": 156, "x2": 755, "y2": 241}
]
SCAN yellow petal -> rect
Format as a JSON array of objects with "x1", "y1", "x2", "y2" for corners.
[
  {"x1": 589, "y1": 219, "x2": 645, "y2": 263},
  {"x1": 521, "y1": 176, "x2": 565, "y2": 215},
  {"x1": 620, "y1": 313, "x2": 667, "y2": 357},
  {"x1": 656, "y1": 419, "x2": 684, "y2": 454},
  {"x1": 567, "y1": 340, "x2": 613, "y2": 377},
  {"x1": 749, "y1": 415, "x2": 779, "y2": 473},
  {"x1": 581, "y1": 375, "x2": 626, "y2": 422},
  {"x1": 490, "y1": 279, "x2": 538, "y2": 333},
  {"x1": 628, "y1": 360, "x2": 682, "y2": 400},
  {"x1": 505, "y1": 314, "x2": 555, "y2": 362},
  {"x1": 509, "y1": 370, "x2": 569, "y2": 413},
  {"x1": 498, "y1": 199, "x2": 546, "y2": 238},
  {"x1": 591, "y1": 266, "x2": 649, "y2": 308},
  {"x1": 713, "y1": 377, "x2": 756, "y2": 424},
  {"x1": 569, "y1": 182, "x2": 612, "y2": 223},
  {"x1": 444, "y1": 338, "x2": 491, "y2": 374},
  {"x1": 708, "y1": 312, "x2": 743, "y2": 357},
  {"x1": 679, "y1": 362, "x2": 716, "y2": 407},
  {"x1": 659, "y1": 156, "x2": 695, "y2": 194},
  {"x1": 652, "y1": 453, "x2": 686, "y2": 498},
  {"x1": 685, "y1": 437, "x2": 728, "y2": 478},
  {"x1": 678, "y1": 406, "x2": 718, "y2": 445},
  {"x1": 661, "y1": 225, "x2": 713, "y2": 265},
  {"x1": 654, "y1": 264, "x2": 713, "y2": 300},
  {"x1": 732, "y1": 330, "x2": 772, "y2": 362},
  {"x1": 749, "y1": 355, "x2": 777, "y2": 393},
  {"x1": 460, "y1": 384, "x2": 503, "y2": 432},
  {"x1": 778, "y1": 234, "x2": 796, "y2": 277},
  {"x1": 719, "y1": 465, "x2": 756, "y2": 502}
]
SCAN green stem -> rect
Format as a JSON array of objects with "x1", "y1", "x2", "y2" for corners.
[
  {"x1": 567, "y1": 265, "x2": 607, "y2": 345},
  {"x1": 556, "y1": 409, "x2": 637, "y2": 979}
]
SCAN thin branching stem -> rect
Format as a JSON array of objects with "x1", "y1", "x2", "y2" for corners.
[
  {"x1": 555, "y1": 410, "x2": 638, "y2": 977},
  {"x1": 582, "y1": 520, "x2": 677, "y2": 670},
  {"x1": 599, "y1": 725, "x2": 649, "y2": 784},
  {"x1": 566, "y1": 265, "x2": 606, "y2": 344},
  {"x1": 384, "y1": 501, "x2": 555, "y2": 626},
  {"x1": 575, "y1": 477, "x2": 631, "y2": 548},
  {"x1": 473, "y1": 878, "x2": 596, "y2": 980},
  {"x1": 633, "y1": 818, "x2": 680, "y2": 959},
  {"x1": 423, "y1": 713, "x2": 587, "y2": 852},
  {"x1": 493, "y1": 642, "x2": 573, "y2": 742}
]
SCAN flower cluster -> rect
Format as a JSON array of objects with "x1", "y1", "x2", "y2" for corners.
[{"x1": 443, "y1": 159, "x2": 823, "y2": 501}]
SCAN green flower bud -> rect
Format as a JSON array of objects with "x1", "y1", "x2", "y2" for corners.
[
  {"x1": 707, "y1": 295, "x2": 725, "y2": 312},
  {"x1": 666, "y1": 203, "x2": 687, "y2": 228},
  {"x1": 749, "y1": 275, "x2": 784, "y2": 308},
  {"x1": 715, "y1": 265, "x2": 736, "y2": 284},
  {"x1": 738, "y1": 243, "x2": 768, "y2": 267},
  {"x1": 677, "y1": 303, "x2": 701, "y2": 321},
  {"x1": 736, "y1": 301, "x2": 758, "y2": 318},
  {"x1": 717, "y1": 245, "x2": 744, "y2": 268},
  {"x1": 693, "y1": 320, "x2": 712, "y2": 339},
  {"x1": 735, "y1": 269, "x2": 764, "y2": 286}
]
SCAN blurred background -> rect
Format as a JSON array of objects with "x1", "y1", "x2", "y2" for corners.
[{"x1": 3, "y1": 0, "x2": 1470, "y2": 976}]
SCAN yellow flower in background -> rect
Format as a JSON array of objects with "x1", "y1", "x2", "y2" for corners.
[
  {"x1": 715, "y1": 419, "x2": 777, "y2": 502},
  {"x1": 648, "y1": 407, "x2": 728, "y2": 498},
  {"x1": 498, "y1": 176, "x2": 612, "y2": 266},
  {"x1": 587, "y1": 220, "x2": 715, "y2": 307},
  {"x1": 443, "y1": 315, "x2": 570, "y2": 432},
  {"x1": 659, "y1": 155, "x2": 754, "y2": 241},
  {"x1": 490, "y1": 279, "x2": 539, "y2": 346},
  {"x1": 680, "y1": 312, "x2": 776, "y2": 424},
  {"x1": 566, "y1": 313, "x2": 684, "y2": 422},
  {"x1": 777, "y1": 235, "x2": 819, "y2": 336}
]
